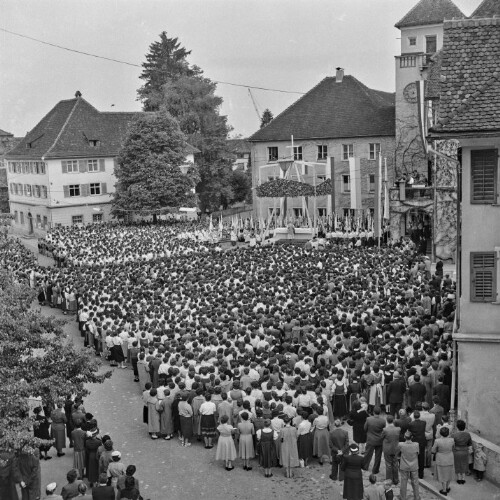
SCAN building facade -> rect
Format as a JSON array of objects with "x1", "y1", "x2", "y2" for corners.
[
  {"x1": 249, "y1": 71, "x2": 395, "y2": 222},
  {"x1": 429, "y1": 4, "x2": 500, "y2": 478},
  {"x1": 390, "y1": 0, "x2": 464, "y2": 258}
]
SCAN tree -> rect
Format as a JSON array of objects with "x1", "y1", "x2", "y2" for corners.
[
  {"x1": 112, "y1": 111, "x2": 199, "y2": 218},
  {"x1": 137, "y1": 32, "x2": 195, "y2": 112},
  {"x1": 230, "y1": 169, "x2": 252, "y2": 204},
  {"x1": 260, "y1": 108, "x2": 274, "y2": 129},
  {"x1": 0, "y1": 267, "x2": 109, "y2": 454},
  {"x1": 138, "y1": 32, "x2": 235, "y2": 212}
]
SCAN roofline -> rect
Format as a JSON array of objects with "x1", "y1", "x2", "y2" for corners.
[
  {"x1": 428, "y1": 129, "x2": 500, "y2": 139},
  {"x1": 248, "y1": 133, "x2": 395, "y2": 143},
  {"x1": 396, "y1": 22, "x2": 445, "y2": 29},
  {"x1": 44, "y1": 98, "x2": 81, "y2": 157}
]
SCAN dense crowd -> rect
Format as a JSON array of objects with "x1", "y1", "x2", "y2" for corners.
[{"x1": 1, "y1": 220, "x2": 481, "y2": 500}]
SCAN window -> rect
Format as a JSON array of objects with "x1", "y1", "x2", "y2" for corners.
[
  {"x1": 408, "y1": 37, "x2": 416, "y2": 46},
  {"x1": 36, "y1": 214, "x2": 41, "y2": 226},
  {"x1": 400, "y1": 55, "x2": 417, "y2": 68},
  {"x1": 43, "y1": 216, "x2": 48, "y2": 229},
  {"x1": 342, "y1": 144, "x2": 353, "y2": 160},
  {"x1": 20, "y1": 212, "x2": 24, "y2": 225},
  {"x1": 268, "y1": 207, "x2": 281, "y2": 217},
  {"x1": 24, "y1": 184, "x2": 32, "y2": 197},
  {"x1": 89, "y1": 183, "x2": 101, "y2": 195},
  {"x1": 268, "y1": 147, "x2": 278, "y2": 162},
  {"x1": 317, "y1": 145, "x2": 328, "y2": 161},
  {"x1": 34, "y1": 185, "x2": 40, "y2": 198},
  {"x1": 369, "y1": 174, "x2": 376, "y2": 193},
  {"x1": 342, "y1": 175, "x2": 351, "y2": 193},
  {"x1": 293, "y1": 208, "x2": 303, "y2": 218},
  {"x1": 293, "y1": 146, "x2": 303, "y2": 161},
  {"x1": 343, "y1": 208, "x2": 355, "y2": 217},
  {"x1": 471, "y1": 252, "x2": 496, "y2": 302},
  {"x1": 41, "y1": 186, "x2": 48, "y2": 198},
  {"x1": 93, "y1": 213, "x2": 103, "y2": 223},
  {"x1": 318, "y1": 208, "x2": 327, "y2": 217},
  {"x1": 69, "y1": 185, "x2": 81, "y2": 197},
  {"x1": 39, "y1": 162, "x2": 46, "y2": 175},
  {"x1": 369, "y1": 143, "x2": 381, "y2": 160},
  {"x1": 426, "y1": 35, "x2": 437, "y2": 55},
  {"x1": 317, "y1": 175, "x2": 327, "y2": 182},
  {"x1": 9, "y1": 183, "x2": 14, "y2": 194},
  {"x1": 471, "y1": 149, "x2": 497, "y2": 204},
  {"x1": 72, "y1": 215, "x2": 83, "y2": 225},
  {"x1": 62, "y1": 160, "x2": 78, "y2": 173},
  {"x1": 87, "y1": 159, "x2": 99, "y2": 172}
]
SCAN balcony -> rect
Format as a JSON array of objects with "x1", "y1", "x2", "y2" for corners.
[{"x1": 404, "y1": 186, "x2": 433, "y2": 200}]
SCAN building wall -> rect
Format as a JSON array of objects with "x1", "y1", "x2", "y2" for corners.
[
  {"x1": 456, "y1": 138, "x2": 500, "y2": 447},
  {"x1": 398, "y1": 24, "x2": 443, "y2": 56},
  {"x1": 251, "y1": 136, "x2": 395, "y2": 219}
]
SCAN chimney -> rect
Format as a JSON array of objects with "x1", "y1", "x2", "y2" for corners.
[
  {"x1": 335, "y1": 68, "x2": 344, "y2": 83},
  {"x1": 75, "y1": 90, "x2": 82, "y2": 98}
]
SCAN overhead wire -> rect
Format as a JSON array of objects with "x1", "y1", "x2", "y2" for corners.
[{"x1": 0, "y1": 27, "x2": 306, "y2": 95}]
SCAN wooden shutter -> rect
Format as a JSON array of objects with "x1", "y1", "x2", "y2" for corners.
[
  {"x1": 78, "y1": 160, "x2": 87, "y2": 173},
  {"x1": 63, "y1": 185, "x2": 70, "y2": 198},
  {"x1": 101, "y1": 183, "x2": 107, "y2": 194},
  {"x1": 99, "y1": 159, "x2": 105, "y2": 172},
  {"x1": 471, "y1": 149, "x2": 497, "y2": 204},
  {"x1": 471, "y1": 252, "x2": 496, "y2": 302},
  {"x1": 62, "y1": 161, "x2": 68, "y2": 173},
  {"x1": 81, "y1": 184, "x2": 89, "y2": 197}
]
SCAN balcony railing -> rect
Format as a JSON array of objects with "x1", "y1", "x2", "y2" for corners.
[{"x1": 405, "y1": 186, "x2": 433, "y2": 200}]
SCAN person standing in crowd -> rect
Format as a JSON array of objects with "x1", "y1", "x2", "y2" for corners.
[
  {"x1": 341, "y1": 444, "x2": 364, "y2": 500},
  {"x1": 381, "y1": 414, "x2": 400, "y2": 485},
  {"x1": 432, "y1": 426, "x2": 454, "y2": 495},
  {"x1": 60, "y1": 469, "x2": 81, "y2": 500},
  {"x1": 329, "y1": 419, "x2": 349, "y2": 482},
  {"x1": 237, "y1": 411, "x2": 255, "y2": 470},
  {"x1": 178, "y1": 394, "x2": 194, "y2": 447},
  {"x1": 279, "y1": 415, "x2": 299, "y2": 478},
  {"x1": 215, "y1": 415, "x2": 237, "y2": 471},
  {"x1": 348, "y1": 399, "x2": 368, "y2": 454},
  {"x1": 453, "y1": 419, "x2": 472, "y2": 485},
  {"x1": 363, "y1": 406, "x2": 385, "y2": 474},
  {"x1": 258, "y1": 418, "x2": 278, "y2": 478},
  {"x1": 18, "y1": 450, "x2": 41, "y2": 500},
  {"x1": 408, "y1": 411, "x2": 426, "y2": 479},
  {"x1": 199, "y1": 393, "x2": 217, "y2": 449},
  {"x1": 50, "y1": 402, "x2": 67, "y2": 457},
  {"x1": 84, "y1": 430, "x2": 101, "y2": 488},
  {"x1": 43, "y1": 482, "x2": 63, "y2": 500},
  {"x1": 33, "y1": 407, "x2": 52, "y2": 461},
  {"x1": 385, "y1": 371, "x2": 406, "y2": 417},
  {"x1": 90, "y1": 474, "x2": 114, "y2": 500},
  {"x1": 398, "y1": 431, "x2": 420, "y2": 500}
]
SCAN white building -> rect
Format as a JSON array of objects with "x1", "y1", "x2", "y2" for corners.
[{"x1": 5, "y1": 92, "x2": 196, "y2": 233}]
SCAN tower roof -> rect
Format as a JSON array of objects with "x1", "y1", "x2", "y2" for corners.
[
  {"x1": 395, "y1": 0, "x2": 465, "y2": 29},
  {"x1": 470, "y1": 0, "x2": 500, "y2": 18}
]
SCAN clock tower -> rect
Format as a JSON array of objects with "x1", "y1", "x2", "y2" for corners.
[{"x1": 394, "y1": 0, "x2": 464, "y2": 179}]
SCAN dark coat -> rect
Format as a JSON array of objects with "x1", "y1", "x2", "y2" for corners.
[
  {"x1": 348, "y1": 409, "x2": 368, "y2": 444},
  {"x1": 364, "y1": 415, "x2": 386, "y2": 446},
  {"x1": 395, "y1": 416, "x2": 411, "y2": 441},
  {"x1": 408, "y1": 419, "x2": 426, "y2": 445},
  {"x1": 341, "y1": 454, "x2": 364, "y2": 500},
  {"x1": 85, "y1": 436, "x2": 102, "y2": 484},
  {"x1": 433, "y1": 383, "x2": 451, "y2": 412},
  {"x1": 386, "y1": 379, "x2": 407, "y2": 404},
  {"x1": 408, "y1": 383, "x2": 426, "y2": 409},
  {"x1": 91, "y1": 485, "x2": 115, "y2": 500},
  {"x1": 18, "y1": 452, "x2": 41, "y2": 500}
]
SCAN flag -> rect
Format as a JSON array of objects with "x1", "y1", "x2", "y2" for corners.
[
  {"x1": 349, "y1": 157, "x2": 362, "y2": 210},
  {"x1": 383, "y1": 158, "x2": 390, "y2": 220},
  {"x1": 374, "y1": 154, "x2": 382, "y2": 238}
]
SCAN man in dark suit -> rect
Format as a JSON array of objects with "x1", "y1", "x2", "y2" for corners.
[
  {"x1": 382, "y1": 414, "x2": 401, "y2": 485},
  {"x1": 91, "y1": 473, "x2": 115, "y2": 500},
  {"x1": 386, "y1": 371, "x2": 407, "y2": 417},
  {"x1": 395, "y1": 409, "x2": 412, "y2": 442},
  {"x1": 408, "y1": 411, "x2": 426, "y2": 479},
  {"x1": 329, "y1": 419, "x2": 350, "y2": 481},
  {"x1": 433, "y1": 376, "x2": 451, "y2": 414},
  {"x1": 363, "y1": 406, "x2": 386, "y2": 474},
  {"x1": 407, "y1": 374, "x2": 426, "y2": 410}
]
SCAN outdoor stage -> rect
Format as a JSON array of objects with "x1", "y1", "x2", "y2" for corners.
[{"x1": 272, "y1": 227, "x2": 314, "y2": 240}]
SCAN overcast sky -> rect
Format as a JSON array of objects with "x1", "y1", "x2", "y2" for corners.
[{"x1": 1, "y1": 0, "x2": 481, "y2": 139}]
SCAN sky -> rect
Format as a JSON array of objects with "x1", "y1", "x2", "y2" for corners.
[{"x1": 1, "y1": 0, "x2": 482, "y2": 139}]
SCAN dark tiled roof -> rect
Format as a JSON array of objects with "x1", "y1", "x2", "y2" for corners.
[
  {"x1": 430, "y1": 18, "x2": 500, "y2": 134},
  {"x1": 6, "y1": 97, "x2": 143, "y2": 159},
  {"x1": 0, "y1": 129, "x2": 13, "y2": 137},
  {"x1": 470, "y1": 0, "x2": 500, "y2": 18},
  {"x1": 227, "y1": 138, "x2": 252, "y2": 152},
  {"x1": 248, "y1": 76, "x2": 395, "y2": 142},
  {"x1": 395, "y1": 0, "x2": 464, "y2": 29}
]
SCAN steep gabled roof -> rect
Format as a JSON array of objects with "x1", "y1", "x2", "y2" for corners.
[
  {"x1": 430, "y1": 18, "x2": 500, "y2": 135},
  {"x1": 248, "y1": 75, "x2": 395, "y2": 142},
  {"x1": 470, "y1": 0, "x2": 500, "y2": 18},
  {"x1": 395, "y1": 0, "x2": 464, "y2": 29},
  {"x1": 6, "y1": 96, "x2": 143, "y2": 159},
  {"x1": 0, "y1": 129, "x2": 14, "y2": 137}
]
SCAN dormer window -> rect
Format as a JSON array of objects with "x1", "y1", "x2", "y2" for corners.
[{"x1": 89, "y1": 140, "x2": 100, "y2": 147}]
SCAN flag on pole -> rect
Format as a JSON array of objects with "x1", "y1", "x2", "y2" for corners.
[
  {"x1": 349, "y1": 157, "x2": 362, "y2": 210},
  {"x1": 374, "y1": 154, "x2": 382, "y2": 239},
  {"x1": 383, "y1": 158, "x2": 389, "y2": 220}
]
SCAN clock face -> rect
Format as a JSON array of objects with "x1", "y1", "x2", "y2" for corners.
[{"x1": 403, "y1": 82, "x2": 418, "y2": 103}]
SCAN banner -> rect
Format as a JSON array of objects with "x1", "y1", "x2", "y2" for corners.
[{"x1": 349, "y1": 157, "x2": 362, "y2": 210}]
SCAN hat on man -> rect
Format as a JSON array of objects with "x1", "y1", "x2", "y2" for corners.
[
  {"x1": 349, "y1": 444, "x2": 359, "y2": 453},
  {"x1": 111, "y1": 451, "x2": 121, "y2": 458},
  {"x1": 46, "y1": 482, "x2": 57, "y2": 493}
]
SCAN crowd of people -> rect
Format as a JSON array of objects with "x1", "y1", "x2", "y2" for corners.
[{"x1": 1, "y1": 219, "x2": 476, "y2": 500}]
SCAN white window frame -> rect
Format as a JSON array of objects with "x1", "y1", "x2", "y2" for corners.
[
  {"x1": 268, "y1": 207, "x2": 281, "y2": 217},
  {"x1": 87, "y1": 159, "x2": 99, "y2": 172},
  {"x1": 89, "y1": 182, "x2": 101, "y2": 195},
  {"x1": 268, "y1": 146, "x2": 278, "y2": 162},
  {"x1": 408, "y1": 37, "x2": 417, "y2": 46},
  {"x1": 369, "y1": 143, "x2": 381, "y2": 160},
  {"x1": 293, "y1": 146, "x2": 303, "y2": 161},
  {"x1": 67, "y1": 160, "x2": 78, "y2": 173},
  {"x1": 369, "y1": 174, "x2": 375, "y2": 193},
  {"x1": 69, "y1": 184, "x2": 81, "y2": 197},
  {"x1": 317, "y1": 145, "x2": 328, "y2": 161},
  {"x1": 342, "y1": 144, "x2": 354, "y2": 160},
  {"x1": 293, "y1": 207, "x2": 303, "y2": 218},
  {"x1": 318, "y1": 207, "x2": 327, "y2": 217},
  {"x1": 92, "y1": 213, "x2": 103, "y2": 223},
  {"x1": 72, "y1": 215, "x2": 83, "y2": 225}
]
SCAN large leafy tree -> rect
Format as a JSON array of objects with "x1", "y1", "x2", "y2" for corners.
[
  {"x1": 112, "y1": 111, "x2": 199, "y2": 218},
  {"x1": 138, "y1": 32, "x2": 235, "y2": 212},
  {"x1": 0, "y1": 268, "x2": 109, "y2": 454}
]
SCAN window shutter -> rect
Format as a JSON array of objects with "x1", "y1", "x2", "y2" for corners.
[
  {"x1": 78, "y1": 160, "x2": 87, "y2": 173},
  {"x1": 81, "y1": 184, "x2": 89, "y2": 197},
  {"x1": 471, "y1": 149, "x2": 497, "y2": 204},
  {"x1": 63, "y1": 185, "x2": 70, "y2": 198},
  {"x1": 62, "y1": 161, "x2": 68, "y2": 173},
  {"x1": 99, "y1": 159, "x2": 106, "y2": 172},
  {"x1": 101, "y1": 183, "x2": 107, "y2": 194},
  {"x1": 32, "y1": 185, "x2": 37, "y2": 197},
  {"x1": 471, "y1": 252, "x2": 496, "y2": 302}
]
